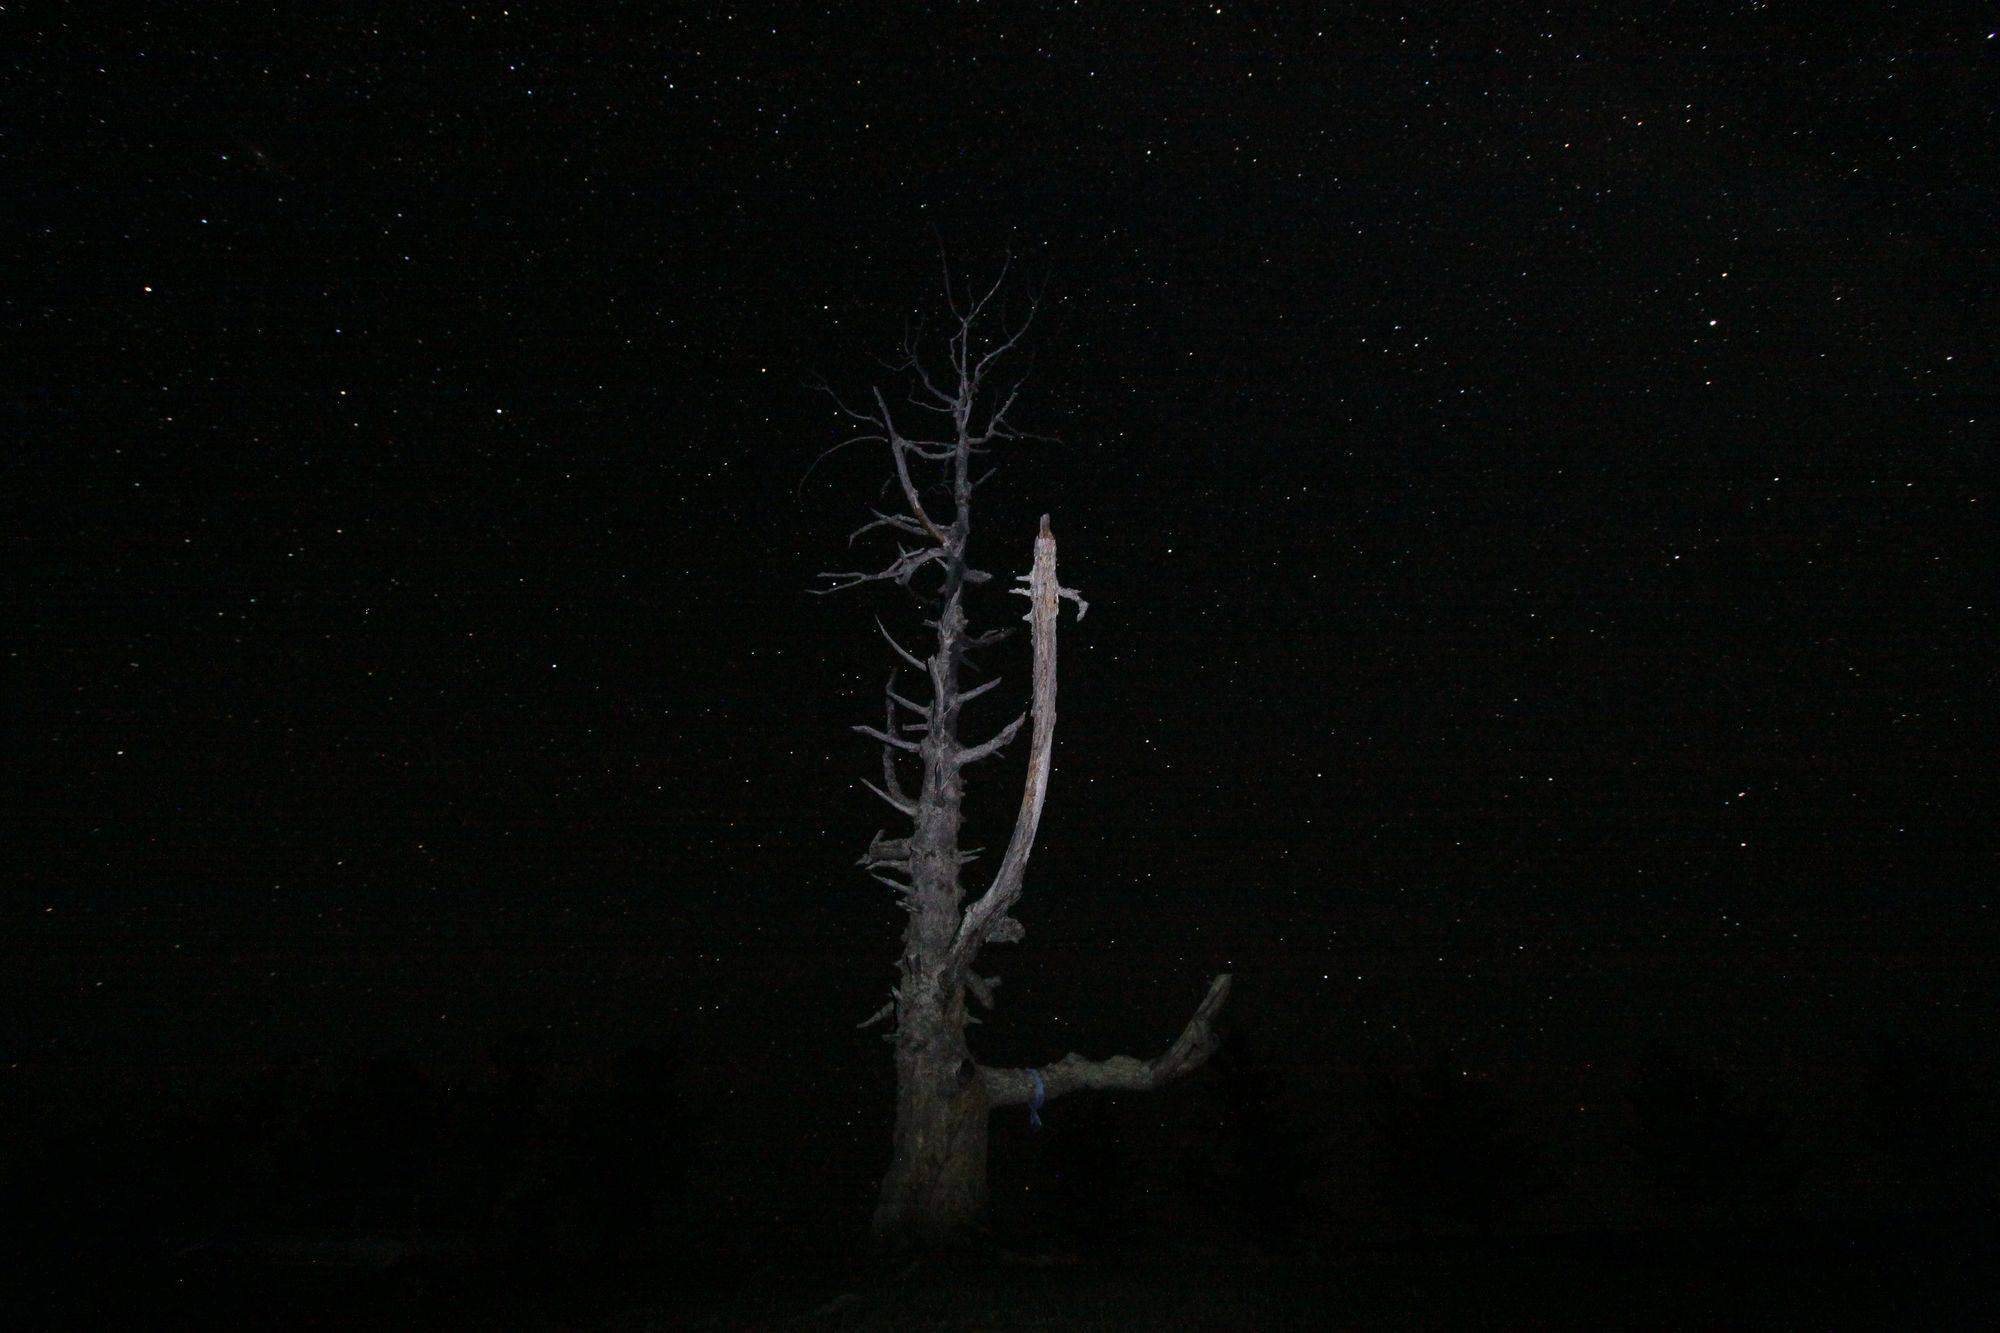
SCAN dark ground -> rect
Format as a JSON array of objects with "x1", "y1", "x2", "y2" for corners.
[{"x1": 15, "y1": 1215, "x2": 1998, "y2": 1331}]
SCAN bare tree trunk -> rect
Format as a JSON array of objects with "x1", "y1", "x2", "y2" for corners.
[
  {"x1": 872, "y1": 999, "x2": 991, "y2": 1243},
  {"x1": 814, "y1": 258, "x2": 1231, "y2": 1250}
]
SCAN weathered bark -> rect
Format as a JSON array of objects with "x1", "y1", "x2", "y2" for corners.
[
  {"x1": 816, "y1": 258, "x2": 1231, "y2": 1249},
  {"x1": 871, "y1": 998, "x2": 992, "y2": 1244},
  {"x1": 981, "y1": 972, "x2": 1235, "y2": 1113}
]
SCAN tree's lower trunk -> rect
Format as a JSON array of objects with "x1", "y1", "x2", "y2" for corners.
[{"x1": 871, "y1": 1040, "x2": 991, "y2": 1246}]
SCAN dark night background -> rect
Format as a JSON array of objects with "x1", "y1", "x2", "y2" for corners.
[{"x1": 6, "y1": 3, "x2": 1996, "y2": 1326}]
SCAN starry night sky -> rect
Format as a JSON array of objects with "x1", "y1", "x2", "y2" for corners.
[{"x1": 8, "y1": 5, "x2": 1995, "y2": 1243}]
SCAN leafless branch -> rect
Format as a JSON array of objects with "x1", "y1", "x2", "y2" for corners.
[
  {"x1": 860, "y1": 777, "x2": 915, "y2": 817},
  {"x1": 956, "y1": 711, "x2": 1025, "y2": 766},
  {"x1": 948, "y1": 517, "x2": 1082, "y2": 976},
  {"x1": 853, "y1": 723, "x2": 921, "y2": 753},
  {"x1": 797, "y1": 430, "x2": 884, "y2": 498},
  {"x1": 887, "y1": 682, "x2": 930, "y2": 719},
  {"x1": 900, "y1": 337, "x2": 958, "y2": 411},
  {"x1": 878, "y1": 730, "x2": 914, "y2": 808},
  {"x1": 953, "y1": 675, "x2": 1003, "y2": 707},
  {"x1": 874, "y1": 618, "x2": 928, "y2": 672},
  {"x1": 849, "y1": 509, "x2": 929, "y2": 545},
  {"x1": 981, "y1": 973, "x2": 1233, "y2": 1110},
  {"x1": 876, "y1": 389, "x2": 949, "y2": 544},
  {"x1": 869, "y1": 870, "x2": 916, "y2": 896},
  {"x1": 970, "y1": 291, "x2": 1035, "y2": 391},
  {"x1": 966, "y1": 973, "x2": 1001, "y2": 1010},
  {"x1": 859, "y1": 830, "x2": 911, "y2": 871},
  {"x1": 813, "y1": 545, "x2": 945, "y2": 594}
]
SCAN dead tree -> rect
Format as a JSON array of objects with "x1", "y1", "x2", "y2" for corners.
[{"x1": 812, "y1": 259, "x2": 1231, "y2": 1248}]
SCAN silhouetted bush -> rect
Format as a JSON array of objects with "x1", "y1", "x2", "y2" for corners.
[
  {"x1": 1367, "y1": 1056, "x2": 1545, "y2": 1240},
  {"x1": 1624, "y1": 1042, "x2": 1806, "y2": 1222},
  {"x1": 296, "y1": 1050, "x2": 441, "y2": 1227},
  {"x1": 565, "y1": 1043, "x2": 694, "y2": 1259},
  {"x1": 4, "y1": 1030, "x2": 698, "y2": 1289},
  {"x1": 1037, "y1": 1093, "x2": 1137, "y2": 1254},
  {"x1": 1184, "y1": 1031, "x2": 1326, "y2": 1252},
  {"x1": 1862, "y1": 1032, "x2": 1993, "y2": 1210}
]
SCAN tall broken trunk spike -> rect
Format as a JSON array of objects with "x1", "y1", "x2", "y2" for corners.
[{"x1": 812, "y1": 258, "x2": 1231, "y2": 1248}]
